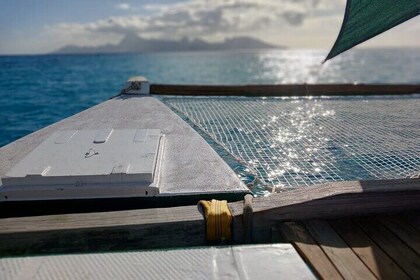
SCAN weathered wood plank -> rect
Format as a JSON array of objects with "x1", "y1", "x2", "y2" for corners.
[
  {"x1": 277, "y1": 222, "x2": 343, "y2": 280},
  {"x1": 330, "y1": 219, "x2": 409, "y2": 280},
  {"x1": 0, "y1": 205, "x2": 202, "y2": 233},
  {"x1": 242, "y1": 194, "x2": 253, "y2": 243},
  {"x1": 231, "y1": 179, "x2": 420, "y2": 215},
  {"x1": 150, "y1": 84, "x2": 420, "y2": 96},
  {"x1": 400, "y1": 211, "x2": 420, "y2": 232},
  {"x1": 355, "y1": 217, "x2": 420, "y2": 279},
  {"x1": 378, "y1": 215, "x2": 420, "y2": 255},
  {"x1": 1, "y1": 179, "x2": 419, "y2": 256},
  {"x1": 304, "y1": 220, "x2": 376, "y2": 280},
  {"x1": 230, "y1": 179, "x2": 420, "y2": 242},
  {"x1": 0, "y1": 205, "x2": 205, "y2": 256}
]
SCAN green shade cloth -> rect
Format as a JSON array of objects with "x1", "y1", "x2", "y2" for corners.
[{"x1": 325, "y1": 0, "x2": 420, "y2": 61}]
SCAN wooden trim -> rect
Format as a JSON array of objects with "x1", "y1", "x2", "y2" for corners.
[
  {"x1": 0, "y1": 205, "x2": 206, "y2": 256},
  {"x1": 230, "y1": 179, "x2": 420, "y2": 242},
  {"x1": 150, "y1": 84, "x2": 420, "y2": 96},
  {"x1": 0, "y1": 178, "x2": 418, "y2": 255}
]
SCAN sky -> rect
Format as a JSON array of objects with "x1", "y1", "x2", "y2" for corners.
[{"x1": 0, "y1": 0, "x2": 419, "y2": 55}]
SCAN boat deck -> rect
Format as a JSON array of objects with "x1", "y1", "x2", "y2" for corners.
[
  {"x1": 0, "y1": 244, "x2": 316, "y2": 280},
  {"x1": 0, "y1": 180, "x2": 419, "y2": 279},
  {"x1": 0, "y1": 96, "x2": 248, "y2": 209},
  {"x1": 0, "y1": 210, "x2": 418, "y2": 279},
  {"x1": 1, "y1": 83, "x2": 419, "y2": 279},
  {"x1": 277, "y1": 212, "x2": 420, "y2": 279}
]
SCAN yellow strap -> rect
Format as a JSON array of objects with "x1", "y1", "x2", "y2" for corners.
[{"x1": 198, "y1": 199, "x2": 232, "y2": 242}]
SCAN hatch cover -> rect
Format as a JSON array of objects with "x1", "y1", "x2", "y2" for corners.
[{"x1": 0, "y1": 129, "x2": 164, "y2": 201}]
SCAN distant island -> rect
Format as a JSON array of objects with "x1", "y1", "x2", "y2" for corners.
[{"x1": 53, "y1": 34, "x2": 282, "y2": 54}]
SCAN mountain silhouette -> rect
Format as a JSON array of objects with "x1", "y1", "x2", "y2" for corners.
[{"x1": 54, "y1": 34, "x2": 282, "y2": 54}]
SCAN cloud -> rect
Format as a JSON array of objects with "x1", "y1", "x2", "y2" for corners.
[
  {"x1": 46, "y1": 0, "x2": 345, "y2": 46},
  {"x1": 116, "y1": 3, "x2": 131, "y2": 10}
]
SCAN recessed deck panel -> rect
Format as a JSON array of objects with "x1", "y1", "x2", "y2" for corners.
[{"x1": 0, "y1": 129, "x2": 163, "y2": 201}]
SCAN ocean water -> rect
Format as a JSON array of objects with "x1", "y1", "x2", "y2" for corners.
[
  {"x1": 165, "y1": 95, "x2": 419, "y2": 195},
  {"x1": 0, "y1": 48, "x2": 419, "y2": 147}
]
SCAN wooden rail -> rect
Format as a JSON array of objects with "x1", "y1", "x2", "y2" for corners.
[
  {"x1": 150, "y1": 84, "x2": 420, "y2": 96},
  {"x1": 0, "y1": 178, "x2": 418, "y2": 256},
  {"x1": 230, "y1": 178, "x2": 420, "y2": 242}
]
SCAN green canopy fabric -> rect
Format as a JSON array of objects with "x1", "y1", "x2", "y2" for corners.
[{"x1": 325, "y1": 0, "x2": 420, "y2": 61}]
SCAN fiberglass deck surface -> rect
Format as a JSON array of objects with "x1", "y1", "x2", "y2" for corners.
[
  {"x1": 164, "y1": 95, "x2": 420, "y2": 193},
  {"x1": 0, "y1": 96, "x2": 248, "y2": 200},
  {"x1": 0, "y1": 244, "x2": 315, "y2": 280}
]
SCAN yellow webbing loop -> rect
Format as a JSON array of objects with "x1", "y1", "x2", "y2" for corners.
[{"x1": 198, "y1": 199, "x2": 232, "y2": 242}]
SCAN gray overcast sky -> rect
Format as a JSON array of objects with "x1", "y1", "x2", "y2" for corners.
[{"x1": 0, "y1": 0, "x2": 419, "y2": 55}]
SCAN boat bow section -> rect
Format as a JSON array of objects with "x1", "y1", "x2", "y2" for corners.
[{"x1": 0, "y1": 95, "x2": 248, "y2": 203}]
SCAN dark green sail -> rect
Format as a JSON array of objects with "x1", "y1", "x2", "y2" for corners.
[{"x1": 325, "y1": 0, "x2": 420, "y2": 61}]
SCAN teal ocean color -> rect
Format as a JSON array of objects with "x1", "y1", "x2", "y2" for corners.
[{"x1": 0, "y1": 48, "x2": 419, "y2": 147}]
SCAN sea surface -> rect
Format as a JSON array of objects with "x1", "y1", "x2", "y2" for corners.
[
  {"x1": 0, "y1": 48, "x2": 419, "y2": 147},
  {"x1": 165, "y1": 95, "x2": 419, "y2": 195}
]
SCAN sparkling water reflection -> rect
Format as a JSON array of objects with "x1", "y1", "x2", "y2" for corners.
[
  {"x1": 165, "y1": 96, "x2": 420, "y2": 194},
  {"x1": 1, "y1": 48, "x2": 419, "y2": 147}
]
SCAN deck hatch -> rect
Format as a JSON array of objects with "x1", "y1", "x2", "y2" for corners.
[
  {"x1": 134, "y1": 129, "x2": 148, "y2": 142},
  {"x1": 0, "y1": 129, "x2": 163, "y2": 201}
]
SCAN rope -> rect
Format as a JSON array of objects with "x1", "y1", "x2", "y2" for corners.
[{"x1": 198, "y1": 199, "x2": 232, "y2": 243}]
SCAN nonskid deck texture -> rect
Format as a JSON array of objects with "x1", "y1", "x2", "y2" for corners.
[
  {"x1": 0, "y1": 244, "x2": 315, "y2": 280},
  {"x1": 0, "y1": 96, "x2": 248, "y2": 201},
  {"x1": 164, "y1": 95, "x2": 420, "y2": 193}
]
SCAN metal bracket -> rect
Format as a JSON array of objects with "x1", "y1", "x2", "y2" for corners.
[{"x1": 121, "y1": 76, "x2": 150, "y2": 95}]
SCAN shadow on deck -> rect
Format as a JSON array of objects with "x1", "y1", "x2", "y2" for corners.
[{"x1": 277, "y1": 211, "x2": 420, "y2": 279}]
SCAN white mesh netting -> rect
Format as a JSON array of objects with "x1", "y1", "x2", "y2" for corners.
[{"x1": 164, "y1": 96, "x2": 420, "y2": 192}]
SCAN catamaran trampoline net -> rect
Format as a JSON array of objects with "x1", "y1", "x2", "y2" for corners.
[{"x1": 163, "y1": 96, "x2": 420, "y2": 193}]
